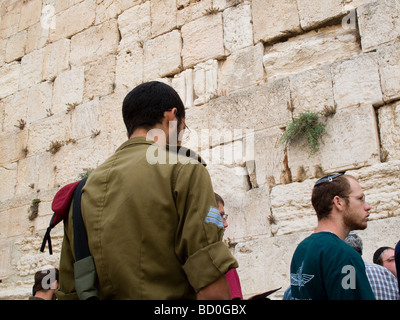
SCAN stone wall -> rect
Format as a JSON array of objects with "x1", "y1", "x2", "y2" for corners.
[{"x1": 0, "y1": 0, "x2": 399, "y2": 299}]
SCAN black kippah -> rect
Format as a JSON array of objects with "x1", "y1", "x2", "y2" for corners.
[{"x1": 373, "y1": 246, "x2": 391, "y2": 264}]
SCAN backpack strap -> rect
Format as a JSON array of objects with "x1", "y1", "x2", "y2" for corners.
[
  {"x1": 72, "y1": 177, "x2": 89, "y2": 261},
  {"x1": 71, "y1": 177, "x2": 99, "y2": 300}
]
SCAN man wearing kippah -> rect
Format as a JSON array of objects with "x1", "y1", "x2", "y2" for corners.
[{"x1": 289, "y1": 173, "x2": 375, "y2": 300}]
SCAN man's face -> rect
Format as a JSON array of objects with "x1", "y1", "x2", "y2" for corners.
[
  {"x1": 217, "y1": 202, "x2": 228, "y2": 229},
  {"x1": 342, "y1": 178, "x2": 371, "y2": 231},
  {"x1": 381, "y1": 249, "x2": 397, "y2": 278}
]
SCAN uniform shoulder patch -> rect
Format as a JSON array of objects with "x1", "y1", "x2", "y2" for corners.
[{"x1": 205, "y1": 206, "x2": 224, "y2": 228}]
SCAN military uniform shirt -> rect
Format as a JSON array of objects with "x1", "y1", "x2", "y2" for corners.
[{"x1": 58, "y1": 137, "x2": 238, "y2": 300}]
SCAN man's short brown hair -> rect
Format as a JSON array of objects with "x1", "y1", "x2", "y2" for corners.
[{"x1": 311, "y1": 174, "x2": 356, "y2": 220}]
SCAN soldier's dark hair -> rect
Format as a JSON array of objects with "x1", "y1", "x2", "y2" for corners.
[{"x1": 122, "y1": 81, "x2": 185, "y2": 137}]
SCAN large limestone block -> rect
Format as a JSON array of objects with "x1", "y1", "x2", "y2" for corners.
[
  {"x1": 0, "y1": 163, "x2": 18, "y2": 202},
  {"x1": 287, "y1": 105, "x2": 381, "y2": 181},
  {"x1": 0, "y1": 130, "x2": 28, "y2": 165},
  {"x1": 49, "y1": 0, "x2": 96, "y2": 42},
  {"x1": 296, "y1": 0, "x2": 344, "y2": 30},
  {"x1": 181, "y1": 13, "x2": 225, "y2": 68},
  {"x1": 193, "y1": 59, "x2": 218, "y2": 106},
  {"x1": 27, "y1": 112, "x2": 71, "y2": 156},
  {"x1": 357, "y1": 0, "x2": 400, "y2": 52},
  {"x1": 218, "y1": 43, "x2": 264, "y2": 95},
  {"x1": 250, "y1": 127, "x2": 287, "y2": 187},
  {"x1": 143, "y1": 30, "x2": 182, "y2": 81},
  {"x1": 5, "y1": 30, "x2": 27, "y2": 63},
  {"x1": 208, "y1": 78, "x2": 291, "y2": 137},
  {"x1": 263, "y1": 25, "x2": 360, "y2": 79},
  {"x1": 52, "y1": 67, "x2": 84, "y2": 115},
  {"x1": 115, "y1": 44, "x2": 143, "y2": 94},
  {"x1": 71, "y1": 98, "x2": 100, "y2": 140},
  {"x1": 332, "y1": 53, "x2": 383, "y2": 109},
  {"x1": 172, "y1": 68, "x2": 194, "y2": 109},
  {"x1": 252, "y1": 0, "x2": 301, "y2": 43},
  {"x1": 233, "y1": 231, "x2": 311, "y2": 298},
  {"x1": 215, "y1": 186, "x2": 270, "y2": 242},
  {"x1": 117, "y1": 2, "x2": 150, "y2": 44},
  {"x1": 84, "y1": 55, "x2": 116, "y2": 101},
  {"x1": 377, "y1": 43, "x2": 400, "y2": 103},
  {"x1": 289, "y1": 65, "x2": 335, "y2": 115},
  {"x1": 26, "y1": 81, "x2": 53, "y2": 124},
  {"x1": 177, "y1": 0, "x2": 212, "y2": 27},
  {"x1": 70, "y1": 19, "x2": 119, "y2": 67},
  {"x1": 42, "y1": 39, "x2": 70, "y2": 81},
  {"x1": 150, "y1": 0, "x2": 177, "y2": 37},
  {"x1": 378, "y1": 101, "x2": 400, "y2": 161},
  {"x1": 0, "y1": 62, "x2": 20, "y2": 99},
  {"x1": 270, "y1": 179, "x2": 316, "y2": 236},
  {"x1": 223, "y1": 2, "x2": 253, "y2": 53},
  {"x1": 347, "y1": 161, "x2": 400, "y2": 220},
  {"x1": 1, "y1": 89, "x2": 28, "y2": 133},
  {"x1": 18, "y1": 0, "x2": 42, "y2": 31},
  {"x1": 19, "y1": 48, "x2": 44, "y2": 90}
]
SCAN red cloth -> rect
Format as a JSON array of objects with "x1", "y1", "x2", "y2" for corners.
[
  {"x1": 225, "y1": 269, "x2": 243, "y2": 300},
  {"x1": 50, "y1": 180, "x2": 81, "y2": 226}
]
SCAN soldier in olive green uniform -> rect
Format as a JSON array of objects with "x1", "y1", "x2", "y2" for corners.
[{"x1": 57, "y1": 82, "x2": 237, "y2": 300}]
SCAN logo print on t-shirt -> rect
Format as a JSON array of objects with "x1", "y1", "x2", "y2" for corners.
[{"x1": 291, "y1": 262, "x2": 314, "y2": 287}]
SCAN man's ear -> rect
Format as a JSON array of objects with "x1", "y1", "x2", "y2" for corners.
[
  {"x1": 332, "y1": 195, "x2": 345, "y2": 211},
  {"x1": 164, "y1": 108, "x2": 177, "y2": 121}
]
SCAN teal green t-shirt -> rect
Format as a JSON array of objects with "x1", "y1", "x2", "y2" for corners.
[{"x1": 290, "y1": 232, "x2": 375, "y2": 300}]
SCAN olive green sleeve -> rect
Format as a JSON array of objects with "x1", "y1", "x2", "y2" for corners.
[{"x1": 174, "y1": 162, "x2": 238, "y2": 292}]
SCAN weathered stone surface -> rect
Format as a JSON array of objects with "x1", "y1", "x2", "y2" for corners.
[
  {"x1": 117, "y1": 2, "x2": 150, "y2": 44},
  {"x1": 218, "y1": 43, "x2": 264, "y2": 95},
  {"x1": 115, "y1": 44, "x2": 143, "y2": 94},
  {"x1": 143, "y1": 30, "x2": 182, "y2": 80},
  {"x1": 18, "y1": 0, "x2": 42, "y2": 31},
  {"x1": 49, "y1": 0, "x2": 96, "y2": 42},
  {"x1": 70, "y1": 19, "x2": 119, "y2": 67},
  {"x1": 84, "y1": 55, "x2": 116, "y2": 101},
  {"x1": 263, "y1": 25, "x2": 360, "y2": 79},
  {"x1": 52, "y1": 67, "x2": 85, "y2": 115},
  {"x1": 19, "y1": 48, "x2": 45, "y2": 90},
  {"x1": 270, "y1": 179, "x2": 316, "y2": 236},
  {"x1": 5, "y1": 30, "x2": 26, "y2": 63},
  {"x1": 252, "y1": 0, "x2": 301, "y2": 43},
  {"x1": 209, "y1": 78, "x2": 291, "y2": 136},
  {"x1": 287, "y1": 105, "x2": 381, "y2": 182},
  {"x1": 42, "y1": 39, "x2": 70, "y2": 81},
  {"x1": 181, "y1": 13, "x2": 224, "y2": 68},
  {"x1": 377, "y1": 43, "x2": 400, "y2": 103},
  {"x1": 289, "y1": 65, "x2": 335, "y2": 115},
  {"x1": 223, "y1": 2, "x2": 253, "y2": 53},
  {"x1": 0, "y1": 163, "x2": 18, "y2": 202},
  {"x1": 0, "y1": 130, "x2": 27, "y2": 166},
  {"x1": 150, "y1": 0, "x2": 176, "y2": 37},
  {"x1": 250, "y1": 127, "x2": 287, "y2": 188},
  {"x1": 357, "y1": 0, "x2": 400, "y2": 52},
  {"x1": 348, "y1": 160, "x2": 400, "y2": 220},
  {"x1": 177, "y1": 0, "x2": 212, "y2": 27},
  {"x1": 193, "y1": 59, "x2": 218, "y2": 106},
  {"x1": 378, "y1": 101, "x2": 400, "y2": 162},
  {"x1": 332, "y1": 53, "x2": 383, "y2": 109},
  {"x1": 0, "y1": 61, "x2": 20, "y2": 99},
  {"x1": 296, "y1": 0, "x2": 344, "y2": 30}
]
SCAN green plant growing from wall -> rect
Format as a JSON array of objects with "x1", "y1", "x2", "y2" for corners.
[
  {"x1": 279, "y1": 111, "x2": 327, "y2": 155},
  {"x1": 29, "y1": 198, "x2": 41, "y2": 221}
]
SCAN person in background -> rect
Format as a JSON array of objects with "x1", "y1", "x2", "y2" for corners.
[
  {"x1": 215, "y1": 193, "x2": 243, "y2": 300},
  {"x1": 373, "y1": 246, "x2": 397, "y2": 278},
  {"x1": 345, "y1": 232, "x2": 399, "y2": 300},
  {"x1": 29, "y1": 268, "x2": 59, "y2": 300},
  {"x1": 289, "y1": 173, "x2": 375, "y2": 300}
]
